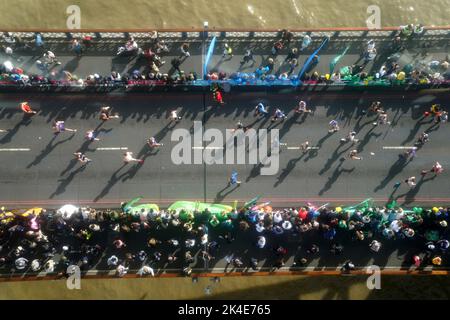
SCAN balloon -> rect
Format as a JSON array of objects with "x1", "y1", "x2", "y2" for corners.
[
  {"x1": 432, "y1": 207, "x2": 439, "y2": 213},
  {"x1": 336, "y1": 207, "x2": 342, "y2": 213}
]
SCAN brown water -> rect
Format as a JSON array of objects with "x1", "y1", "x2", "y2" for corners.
[
  {"x1": 1, "y1": 0, "x2": 449, "y2": 300},
  {"x1": 1, "y1": 275, "x2": 450, "y2": 299},
  {"x1": 0, "y1": 0, "x2": 449, "y2": 30}
]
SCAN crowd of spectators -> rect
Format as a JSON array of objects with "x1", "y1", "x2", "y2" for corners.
[{"x1": 1, "y1": 27, "x2": 450, "y2": 89}]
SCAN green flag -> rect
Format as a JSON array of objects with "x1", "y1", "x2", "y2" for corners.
[
  {"x1": 330, "y1": 46, "x2": 350, "y2": 74},
  {"x1": 122, "y1": 196, "x2": 143, "y2": 212},
  {"x1": 242, "y1": 196, "x2": 260, "y2": 210}
]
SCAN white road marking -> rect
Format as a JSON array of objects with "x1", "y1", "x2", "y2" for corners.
[
  {"x1": 97, "y1": 147, "x2": 128, "y2": 151},
  {"x1": 287, "y1": 146, "x2": 319, "y2": 150},
  {"x1": 383, "y1": 146, "x2": 417, "y2": 150},
  {"x1": 0, "y1": 148, "x2": 30, "y2": 152},
  {"x1": 192, "y1": 146, "x2": 224, "y2": 150}
]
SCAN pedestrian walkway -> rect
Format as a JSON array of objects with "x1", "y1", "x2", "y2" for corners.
[{"x1": 1, "y1": 28, "x2": 449, "y2": 87}]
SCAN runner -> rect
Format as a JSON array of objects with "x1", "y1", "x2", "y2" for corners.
[
  {"x1": 228, "y1": 170, "x2": 241, "y2": 186},
  {"x1": 85, "y1": 130, "x2": 100, "y2": 141},
  {"x1": 405, "y1": 176, "x2": 416, "y2": 187},
  {"x1": 328, "y1": 120, "x2": 340, "y2": 133},
  {"x1": 403, "y1": 148, "x2": 417, "y2": 160},
  {"x1": 169, "y1": 109, "x2": 182, "y2": 122},
  {"x1": 295, "y1": 100, "x2": 312, "y2": 114},
  {"x1": 213, "y1": 89, "x2": 225, "y2": 105},
  {"x1": 123, "y1": 151, "x2": 144, "y2": 164},
  {"x1": 99, "y1": 106, "x2": 119, "y2": 121},
  {"x1": 271, "y1": 108, "x2": 287, "y2": 122},
  {"x1": 422, "y1": 161, "x2": 443, "y2": 176},
  {"x1": 369, "y1": 101, "x2": 383, "y2": 113},
  {"x1": 20, "y1": 101, "x2": 37, "y2": 117},
  {"x1": 222, "y1": 43, "x2": 233, "y2": 58},
  {"x1": 430, "y1": 104, "x2": 441, "y2": 115},
  {"x1": 340, "y1": 131, "x2": 359, "y2": 144},
  {"x1": 73, "y1": 152, "x2": 92, "y2": 164},
  {"x1": 53, "y1": 120, "x2": 77, "y2": 134},
  {"x1": 43, "y1": 50, "x2": 61, "y2": 65},
  {"x1": 147, "y1": 136, "x2": 163, "y2": 148},
  {"x1": 439, "y1": 110, "x2": 448, "y2": 123},
  {"x1": 349, "y1": 149, "x2": 362, "y2": 160},
  {"x1": 254, "y1": 103, "x2": 269, "y2": 117},
  {"x1": 300, "y1": 140, "x2": 309, "y2": 153},
  {"x1": 416, "y1": 132, "x2": 429, "y2": 145},
  {"x1": 241, "y1": 49, "x2": 256, "y2": 65},
  {"x1": 373, "y1": 111, "x2": 390, "y2": 126}
]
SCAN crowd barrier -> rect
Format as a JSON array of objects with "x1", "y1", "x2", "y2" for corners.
[{"x1": 0, "y1": 78, "x2": 449, "y2": 93}]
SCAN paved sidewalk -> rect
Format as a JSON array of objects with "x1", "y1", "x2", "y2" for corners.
[{"x1": 1, "y1": 31, "x2": 449, "y2": 82}]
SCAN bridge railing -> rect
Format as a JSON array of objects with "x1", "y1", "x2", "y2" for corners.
[{"x1": 1, "y1": 25, "x2": 449, "y2": 41}]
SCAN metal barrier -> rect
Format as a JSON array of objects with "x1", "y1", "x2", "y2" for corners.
[{"x1": 2, "y1": 25, "x2": 450, "y2": 41}]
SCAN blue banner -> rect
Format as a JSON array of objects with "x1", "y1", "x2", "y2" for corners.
[
  {"x1": 298, "y1": 37, "x2": 329, "y2": 80},
  {"x1": 203, "y1": 36, "x2": 217, "y2": 78}
]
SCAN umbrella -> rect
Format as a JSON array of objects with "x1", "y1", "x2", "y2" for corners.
[
  {"x1": 0, "y1": 211, "x2": 14, "y2": 224},
  {"x1": 15, "y1": 207, "x2": 44, "y2": 218},
  {"x1": 57, "y1": 204, "x2": 79, "y2": 220}
]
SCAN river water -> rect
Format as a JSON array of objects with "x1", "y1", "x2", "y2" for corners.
[{"x1": 0, "y1": 0, "x2": 449, "y2": 29}]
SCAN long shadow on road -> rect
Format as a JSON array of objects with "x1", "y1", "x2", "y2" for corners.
[
  {"x1": 27, "y1": 133, "x2": 76, "y2": 168},
  {"x1": 50, "y1": 164, "x2": 87, "y2": 198},
  {"x1": 0, "y1": 118, "x2": 32, "y2": 144},
  {"x1": 274, "y1": 153, "x2": 307, "y2": 188},
  {"x1": 395, "y1": 174, "x2": 437, "y2": 206},
  {"x1": 319, "y1": 158, "x2": 355, "y2": 196},
  {"x1": 93, "y1": 163, "x2": 128, "y2": 202},
  {"x1": 374, "y1": 156, "x2": 412, "y2": 192}
]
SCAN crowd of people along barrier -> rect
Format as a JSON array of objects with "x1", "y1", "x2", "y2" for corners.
[
  {"x1": 0, "y1": 197, "x2": 448, "y2": 278},
  {"x1": 1, "y1": 25, "x2": 450, "y2": 92}
]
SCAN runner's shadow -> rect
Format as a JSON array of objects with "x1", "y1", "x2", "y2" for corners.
[
  {"x1": 319, "y1": 159, "x2": 355, "y2": 195},
  {"x1": 400, "y1": 116, "x2": 432, "y2": 145},
  {"x1": 395, "y1": 174, "x2": 437, "y2": 205},
  {"x1": 26, "y1": 133, "x2": 75, "y2": 168},
  {"x1": 93, "y1": 164, "x2": 128, "y2": 202},
  {"x1": 303, "y1": 132, "x2": 333, "y2": 162},
  {"x1": 246, "y1": 163, "x2": 263, "y2": 182},
  {"x1": 374, "y1": 156, "x2": 412, "y2": 192},
  {"x1": 274, "y1": 153, "x2": 306, "y2": 187},
  {"x1": 0, "y1": 118, "x2": 31, "y2": 144},
  {"x1": 121, "y1": 124, "x2": 172, "y2": 182},
  {"x1": 214, "y1": 185, "x2": 240, "y2": 203},
  {"x1": 319, "y1": 143, "x2": 353, "y2": 175},
  {"x1": 50, "y1": 164, "x2": 87, "y2": 198},
  {"x1": 121, "y1": 148, "x2": 159, "y2": 182},
  {"x1": 356, "y1": 126, "x2": 382, "y2": 153},
  {"x1": 60, "y1": 139, "x2": 97, "y2": 175}
]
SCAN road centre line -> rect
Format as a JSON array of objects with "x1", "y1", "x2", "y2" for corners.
[
  {"x1": 383, "y1": 146, "x2": 417, "y2": 150},
  {"x1": 287, "y1": 146, "x2": 319, "y2": 150},
  {"x1": 97, "y1": 147, "x2": 128, "y2": 151},
  {"x1": 0, "y1": 148, "x2": 31, "y2": 151}
]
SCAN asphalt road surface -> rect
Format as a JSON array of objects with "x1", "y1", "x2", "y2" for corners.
[
  {"x1": 0, "y1": 90, "x2": 449, "y2": 209},
  {"x1": 1, "y1": 90, "x2": 450, "y2": 276}
]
